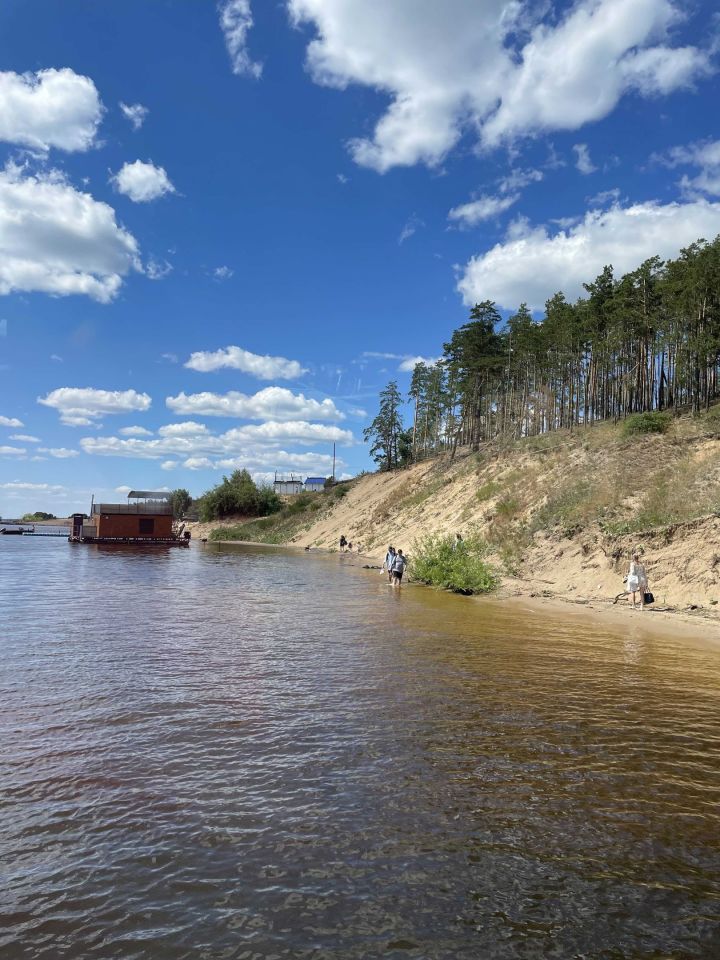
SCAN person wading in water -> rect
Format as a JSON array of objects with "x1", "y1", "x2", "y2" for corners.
[
  {"x1": 383, "y1": 545, "x2": 396, "y2": 582},
  {"x1": 391, "y1": 549, "x2": 407, "y2": 587}
]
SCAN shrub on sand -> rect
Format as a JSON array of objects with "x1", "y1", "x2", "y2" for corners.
[{"x1": 411, "y1": 532, "x2": 497, "y2": 595}]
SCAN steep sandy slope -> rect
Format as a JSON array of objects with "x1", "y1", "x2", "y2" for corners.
[{"x1": 287, "y1": 417, "x2": 720, "y2": 615}]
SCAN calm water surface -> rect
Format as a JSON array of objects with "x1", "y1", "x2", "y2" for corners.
[{"x1": 2, "y1": 539, "x2": 720, "y2": 959}]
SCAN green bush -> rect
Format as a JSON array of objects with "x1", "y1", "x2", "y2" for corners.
[
  {"x1": 199, "y1": 469, "x2": 281, "y2": 521},
  {"x1": 621, "y1": 412, "x2": 672, "y2": 437},
  {"x1": 411, "y1": 532, "x2": 497, "y2": 595}
]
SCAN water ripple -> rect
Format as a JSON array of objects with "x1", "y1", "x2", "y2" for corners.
[{"x1": 1, "y1": 538, "x2": 720, "y2": 958}]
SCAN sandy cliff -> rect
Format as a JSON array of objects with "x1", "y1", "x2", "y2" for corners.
[{"x1": 282, "y1": 414, "x2": 720, "y2": 617}]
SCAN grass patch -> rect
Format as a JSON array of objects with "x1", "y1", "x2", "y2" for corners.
[
  {"x1": 476, "y1": 479, "x2": 501, "y2": 502},
  {"x1": 209, "y1": 489, "x2": 338, "y2": 544},
  {"x1": 621, "y1": 412, "x2": 672, "y2": 437},
  {"x1": 411, "y1": 532, "x2": 497, "y2": 594},
  {"x1": 495, "y1": 495, "x2": 520, "y2": 519}
]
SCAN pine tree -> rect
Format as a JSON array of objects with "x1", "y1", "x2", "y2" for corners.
[{"x1": 363, "y1": 381, "x2": 405, "y2": 471}]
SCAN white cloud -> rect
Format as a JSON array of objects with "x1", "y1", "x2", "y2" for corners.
[
  {"x1": 50, "y1": 354, "x2": 64, "y2": 362},
  {"x1": 80, "y1": 420, "x2": 353, "y2": 465},
  {"x1": 0, "y1": 68, "x2": 103, "y2": 152},
  {"x1": 111, "y1": 160, "x2": 175, "y2": 203},
  {"x1": 119, "y1": 102, "x2": 148, "y2": 130},
  {"x1": 115, "y1": 485, "x2": 132, "y2": 494},
  {"x1": 215, "y1": 451, "x2": 337, "y2": 473},
  {"x1": 184, "y1": 457, "x2": 215, "y2": 471},
  {"x1": 587, "y1": 187, "x2": 622, "y2": 205},
  {"x1": 224, "y1": 421, "x2": 353, "y2": 444},
  {"x1": 38, "y1": 387, "x2": 152, "y2": 426},
  {"x1": 448, "y1": 193, "x2": 518, "y2": 226},
  {"x1": 361, "y1": 351, "x2": 439, "y2": 373},
  {"x1": 11, "y1": 434, "x2": 40, "y2": 442},
  {"x1": 119, "y1": 425, "x2": 153, "y2": 436},
  {"x1": 480, "y1": 0, "x2": 710, "y2": 148},
  {"x1": 158, "y1": 421, "x2": 211, "y2": 437},
  {"x1": 212, "y1": 265, "x2": 234, "y2": 280},
  {"x1": 573, "y1": 143, "x2": 597, "y2": 175},
  {"x1": 0, "y1": 163, "x2": 140, "y2": 302},
  {"x1": 161, "y1": 460, "x2": 178, "y2": 471},
  {"x1": 146, "y1": 258, "x2": 173, "y2": 280},
  {"x1": 0, "y1": 481, "x2": 65, "y2": 491},
  {"x1": 398, "y1": 214, "x2": 424, "y2": 244},
  {"x1": 458, "y1": 198, "x2": 720, "y2": 311},
  {"x1": 499, "y1": 168, "x2": 544, "y2": 192},
  {"x1": 185, "y1": 345, "x2": 307, "y2": 379},
  {"x1": 288, "y1": 0, "x2": 711, "y2": 171},
  {"x1": 397, "y1": 356, "x2": 440, "y2": 372},
  {"x1": 0, "y1": 415, "x2": 24, "y2": 427},
  {"x1": 0, "y1": 445, "x2": 26, "y2": 456},
  {"x1": 659, "y1": 139, "x2": 720, "y2": 197},
  {"x1": 38, "y1": 447, "x2": 79, "y2": 458},
  {"x1": 219, "y1": 0, "x2": 262, "y2": 78},
  {"x1": 166, "y1": 387, "x2": 342, "y2": 422}
]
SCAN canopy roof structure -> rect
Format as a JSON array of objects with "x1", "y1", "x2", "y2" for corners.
[{"x1": 127, "y1": 490, "x2": 173, "y2": 501}]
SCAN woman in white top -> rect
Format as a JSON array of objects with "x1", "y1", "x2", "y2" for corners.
[{"x1": 626, "y1": 554, "x2": 648, "y2": 610}]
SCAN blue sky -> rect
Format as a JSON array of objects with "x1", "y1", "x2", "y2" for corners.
[{"x1": 0, "y1": 0, "x2": 719, "y2": 516}]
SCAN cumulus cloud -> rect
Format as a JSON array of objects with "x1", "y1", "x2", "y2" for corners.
[
  {"x1": 658, "y1": 139, "x2": 720, "y2": 197},
  {"x1": 38, "y1": 387, "x2": 152, "y2": 426},
  {"x1": 10, "y1": 434, "x2": 40, "y2": 442},
  {"x1": 448, "y1": 193, "x2": 519, "y2": 227},
  {"x1": 288, "y1": 0, "x2": 711, "y2": 171},
  {"x1": 0, "y1": 163, "x2": 140, "y2": 302},
  {"x1": 111, "y1": 160, "x2": 175, "y2": 203},
  {"x1": 166, "y1": 387, "x2": 343, "y2": 421},
  {"x1": 80, "y1": 420, "x2": 352, "y2": 474},
  {"x1": 573, "y1": 144, "x2": 597, "y2": 175},
  {"x1": 38, "y1": 447, "x2": 79, "y2": 458},
  {"x1": 458, "y1": 198, "x2": 720, "y2": 311},
  {"x1": 157, "y1": 421, "x2": 211, "y2": 437},
  {"x1": 119, "y1": 425, "x2": 153, "y2": 436},
  {"x1": 185, "y1": 345, "x2": 307, "y2": 379},
  {"x1": 480, "y1": 0, "x2": 709, "y2": 148},
  {"x1": 119, "y1": 102, "x2": 148, "y2": 130},
  {"x1": 0, "y1": 445, "x2": 26, "y2": 456},
  {"x1": 0, "y1": 68, "x2": 103, "y2": 151},
  {"x1": 219, "y1": 0, "x2": 262, "y2": 78},
  {"x1": 0, "y1": 415, "x2": 24, "y2": 427}
]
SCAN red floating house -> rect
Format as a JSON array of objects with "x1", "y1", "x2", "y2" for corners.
[{"x1": 70, "y1": 491, "x2": 189, "y2": 546}]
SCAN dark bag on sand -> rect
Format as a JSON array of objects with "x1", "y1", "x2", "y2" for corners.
[{"x1": 644, "y1": 592, "x2": 654, "y2": 605}]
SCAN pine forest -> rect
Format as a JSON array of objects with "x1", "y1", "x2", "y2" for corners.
[{"x1": 365, "y1": 236, "x2": 720, "y2": 469}]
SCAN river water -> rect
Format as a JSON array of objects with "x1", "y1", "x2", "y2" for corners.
[{"x1": 2, "y1": 538, "x2": 720, "y2": 959}]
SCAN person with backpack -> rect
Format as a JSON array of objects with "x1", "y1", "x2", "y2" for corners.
[{"x1": 391, "y1": 549, "x2": 407, "y2": 587}]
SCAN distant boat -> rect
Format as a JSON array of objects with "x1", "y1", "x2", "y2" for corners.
[{"x1": 0, "y1": 527, "x2": 32, "y2": 535}]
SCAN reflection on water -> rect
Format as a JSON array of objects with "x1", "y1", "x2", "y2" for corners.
[{"x1": 1, "y1": 538, "x2": 720, "y2": 959}]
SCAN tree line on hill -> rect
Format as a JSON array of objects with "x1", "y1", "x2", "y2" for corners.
[{"x1": 364, "y1": 236, "x2": 720, "y2": 469}]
